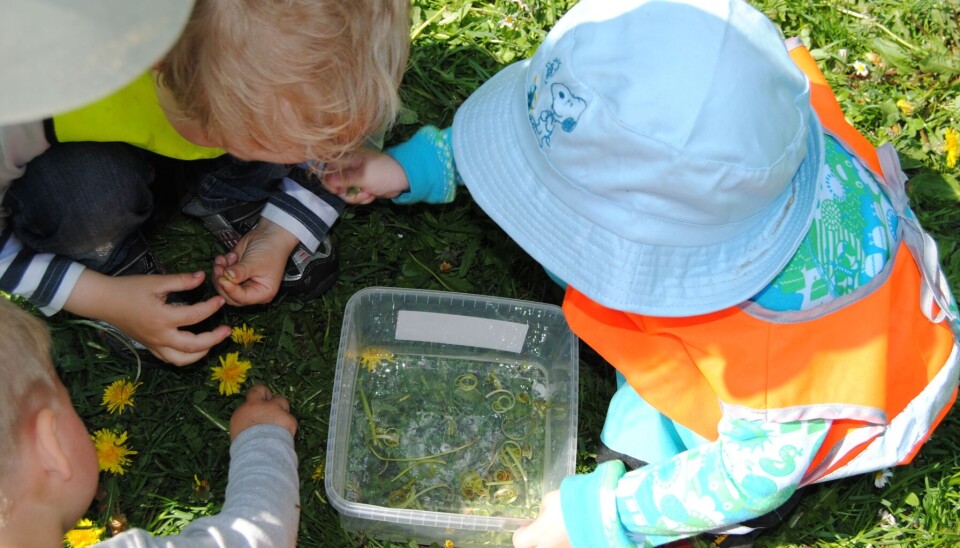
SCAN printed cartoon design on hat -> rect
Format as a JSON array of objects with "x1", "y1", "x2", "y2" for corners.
[{"x1": 527, "y1": 59, "x2": 586, "y2": 148}]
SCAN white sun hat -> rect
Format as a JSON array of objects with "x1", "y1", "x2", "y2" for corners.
[
  {"x1": 452, "y1": 0, "x2": 823, "y2": 317},
  {"x1": 0, "y1": 0, "x2": 195, "y2": 124}
]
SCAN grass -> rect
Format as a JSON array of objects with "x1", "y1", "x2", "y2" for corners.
[{"x1": 37, "y1": 0, "x2": 960, "y2": 546}]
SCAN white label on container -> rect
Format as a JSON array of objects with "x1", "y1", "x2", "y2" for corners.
[{"x1": 395, "y1": 310, "x2": 528, "y2": 353}]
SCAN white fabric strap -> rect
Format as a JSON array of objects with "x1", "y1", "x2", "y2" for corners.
[{"x1": 877, "y1": 143, "x2": 957, "y2": 325}]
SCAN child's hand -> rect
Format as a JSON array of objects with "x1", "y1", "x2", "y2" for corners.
[
  {"x1": 229, "y1": 384, "x2": 298, "y2": 441},
  {"x1": 65, "y1": 269, "x2": 231, "y2": 366},
  {"x1": 213, "y1": 218, "x2": 299, "y2": 306},
  {"x1": 513, "y1": 490, "x2": 571, "y2": 548},
  {"x1": 322, "y1": 150, "x2": 410, "y2": 205}
]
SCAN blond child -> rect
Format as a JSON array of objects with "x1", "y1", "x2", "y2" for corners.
[
  {"x1": 324, "y1": 0, "x2": 960, "y2": 546},
  {"x1": 1, "y1": 0, "x2": 410, "y2": 366},
  {"x1": 0, "y1": 298, "x2": 300, "y2": 547}
]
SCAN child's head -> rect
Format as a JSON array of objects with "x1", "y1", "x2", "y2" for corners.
[
  {"x1": 452, "y1": 0, "x2": 821, "y2": 317},
  {"x1": 156, "y1": 0, "x2": 410, "y2": 164},
  {"x1": 0, "y1": 299, "x2": 98, "y2": 532}
]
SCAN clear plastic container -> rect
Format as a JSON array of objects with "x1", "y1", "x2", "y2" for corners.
[{"x1": 325, "y1": 287, "x2": 579, "y2": 547}]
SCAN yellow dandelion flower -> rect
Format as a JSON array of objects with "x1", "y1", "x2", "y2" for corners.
[
  {"x1": 944, "y1": 128, "x2": 959, "y2": 169},
  {"x1": 211, "y1": 352, "x2": 252, "y2": 396},
  {"x1": 895, "y1": 99, "x2": 914, "y2": 117},
  {"x1": 445, "y1": 540, "x2": 455, "y2": 548},
  {"x1": 92, "y1": 429, "x2": 137, "y2": 475},
  {"x1": 101, "y1": 378, "x2": 141, "y2": 415},
  {"x1": 311, "y1": 463, "x2": 325, "y2": 481},
  {"x1": 194, "y1": 474, "x2": 212, "y2": 500},
  {"x1": 64, "y1": 519, "x2": 105, "y2": 548},
  {"x1": 230, "y1": 323, "x2": 264, "y2": 347},
  {"x1": 358, "y1": 347, "x2": 396, "y2": 373}
]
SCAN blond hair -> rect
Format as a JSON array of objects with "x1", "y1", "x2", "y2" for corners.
[
  {"x1": 158, "y1": 0, "x2": 411, "y2": 163},
  {"x1": 0, "y1": 298, "x2": 59, "y2": 522}
]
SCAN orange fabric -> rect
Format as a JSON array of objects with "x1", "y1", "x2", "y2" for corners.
[
  {"x1": 562, "y1": 45, "x2": 957, "y2": 475},
  {"x1": 564, "y1": 244, "x2": 954, "y2": 440},
  {"x1": 806, "y1": 419, "x2": 879, "y2": 479}
]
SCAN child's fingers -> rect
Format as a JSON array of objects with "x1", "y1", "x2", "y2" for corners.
[
  {"x1": 164, "y1": 324, "x2": 232, "y2": 354},
  {"x1": 168, "y1": 295, "x2": 227, "y2": 326},
  {"x1": 270, "y1": 396, "x2": 291, "y2": 412},
  {"x1": 153, "y1": 328, "x2": 230, "y2": 366},
  {"x1": 216, "y1": 274, "x2": 275, "y2": 306},
  {"x1": 215, "y1": 276, "x2": 251, "y2": 307},
  {"x1": 155, "y1": 270, "x2": 208, "y2": 294},
  {"x1": 321, "y1": 169, "x2": 345, "y2": 194},
  {"x1": 247, "y1": 384, "x2": 273, "y2": 401}
]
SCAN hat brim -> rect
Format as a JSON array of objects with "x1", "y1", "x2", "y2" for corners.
[
  {"x1": 0, "y1": 0, "x2": 194, "y2": 124},
  {"x1": 453, "y1": 61, "x2": 822, "y2": 317}
]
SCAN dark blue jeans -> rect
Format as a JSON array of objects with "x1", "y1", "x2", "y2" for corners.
[{"x1": 5, "y1": 141, "x2": 290, "y2": 272}]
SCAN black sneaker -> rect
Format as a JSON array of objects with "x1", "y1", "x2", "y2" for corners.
[
  {"x1": 107, "y1": 231, "x2": 168, "y2": 277},
  {"x1": 701, "y1": 488, "x2": 806, "y2": 548},
  {"x1": 189, "y1": 199, "x2": 339, "y2": 301},
  {"x1": 595, "y1": 440, "x2": 648, "y2": 471},
  {"x1": 706, "y1": 530, "x2": 762, "y2": 548}
]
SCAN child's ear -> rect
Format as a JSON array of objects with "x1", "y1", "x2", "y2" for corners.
[{"x1": 34, "y1": 408, "x2": 73, "y2": 481}]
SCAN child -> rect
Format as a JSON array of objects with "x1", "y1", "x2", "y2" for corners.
[
  {"x1": 0, "y1": 0, "x2": 410, "y2": 366},
  {"x1": 323, "y1": 0, "x2": 960, "y2": 546},
  {"x1": 0, "y1": 297, "x2": 300, "y2": 547}
]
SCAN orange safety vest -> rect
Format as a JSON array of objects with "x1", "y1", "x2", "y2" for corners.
[{"x1": 563, "y1": 41, "x2": 960, "y2": 485}]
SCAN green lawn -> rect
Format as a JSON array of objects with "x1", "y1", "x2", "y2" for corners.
[{"x1": 47, "y1": 1, "x2": 960, "y2": 546}]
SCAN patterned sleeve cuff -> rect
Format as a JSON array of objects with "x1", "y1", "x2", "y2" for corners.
[
  {"x1": 264, "y1": 175, "x2": 344, "y2": 251},
  {"x1": 387, "y1": 126, "x2": 458, "y2": 205}
]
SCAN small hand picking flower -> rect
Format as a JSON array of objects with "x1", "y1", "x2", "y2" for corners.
[
  {"x1": 231, "y1": 323, "x2": 264, "y2": 347},
  {"x1": 64, "y1": 518, "x2": 105, "y2": 548},
  {"x1": 101, "y1": 378, "x2": 142, "y2": 415},
  {"x1": 92, "y1": 429, "x2": 137, "y2": 475},
  {"x1": 212, "y1": 352, "x2": 253, "y2": 396}
]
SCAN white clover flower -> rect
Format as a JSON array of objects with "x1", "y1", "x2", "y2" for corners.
[
  {"x1": 874, "y1": 468, "x2": 893, "y2": 488},
  {"x1": 878, "y1": 508, "x2": 897, "y2": 527},
  {"x1": 852, "y1": 60, "x2": 870, "y2": 77}
]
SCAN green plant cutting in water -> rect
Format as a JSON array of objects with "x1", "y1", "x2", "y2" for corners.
[{"x1": 344, "y1": 351, "x2": 551, "y2": 518}]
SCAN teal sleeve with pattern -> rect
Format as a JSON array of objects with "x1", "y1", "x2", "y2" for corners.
[
  {"x1": 561, "y1": 418, "x2": 830, "y2": 546},
  {"x1": 386, "y1": 125, "x2": 460, "y2": 205}
]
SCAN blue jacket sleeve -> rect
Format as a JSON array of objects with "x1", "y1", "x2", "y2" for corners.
[{"x1": 386, "y1": 126, "x2": 460, "y2": 205}]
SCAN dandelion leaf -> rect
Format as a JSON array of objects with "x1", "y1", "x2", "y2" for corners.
[{"x1": 871, "y1": 37, "x2": 915, "y2": 73}]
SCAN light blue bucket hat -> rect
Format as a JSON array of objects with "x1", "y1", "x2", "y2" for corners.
[{"x1": 452, "y1": 0, "x2": 823, "y2": 317}]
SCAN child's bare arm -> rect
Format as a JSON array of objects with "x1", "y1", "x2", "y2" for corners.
[
  {"x1": 322, "y1": 150, "x2": 410, "y2": 205},
  {"x1": 65, "y1": 269, "x2": 231, "y2": 366},
  {"x1": 229, "y1": 384, "x2": 298, "y2": 441}
]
